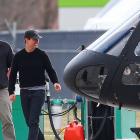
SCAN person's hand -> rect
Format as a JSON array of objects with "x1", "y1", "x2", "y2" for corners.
[
  {"x1": 9, "y1": 94, "x2": 16, "y2": 102},
  {"x1": 54, "y1": 83, "x2": 61, "y2": 92}
]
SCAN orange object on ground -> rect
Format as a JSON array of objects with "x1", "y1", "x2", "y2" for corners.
[{"x1": 64, "y1": 120, "x2": 85, "y2": 140}]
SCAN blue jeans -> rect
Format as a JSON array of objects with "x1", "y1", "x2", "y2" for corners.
[{"x1": 20, "y1": 89, "x2": 45, "y2": 140}]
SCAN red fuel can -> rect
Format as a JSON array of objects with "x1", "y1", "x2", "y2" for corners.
[{"x1": 64, "y1": 120, "x2": 85, "y2": 140}]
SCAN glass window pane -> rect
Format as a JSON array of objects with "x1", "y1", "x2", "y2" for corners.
[
  {"x1": 134, "y1": 42, "x2": 140, "y2": 56},
  {"x1": 107, "y1": 32, "x2": 132, "y2": 56},
  {"x1": 76, "y1": 66, "x2": 108, "y2": 99},
  {"x1": 122, "y1": 63, "x2": 140, "y2": 85}
]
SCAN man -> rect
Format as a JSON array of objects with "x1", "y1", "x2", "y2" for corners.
[
  {"x1": 0, "y1": 41, "x2": 16, "y2": 140},
  {"x1": 8, "y1": 29, "x2": 61, "y2": 140}
]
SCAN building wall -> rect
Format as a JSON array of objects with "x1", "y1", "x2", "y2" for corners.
[
  {"x1": 58, "y1": 0, "x2": 109, "y2": 30},
  {"x1": 59, "y1": 8, "x2": 101, "y2": 30}
]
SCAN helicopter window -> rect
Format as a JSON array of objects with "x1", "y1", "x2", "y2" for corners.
[
  {"x1": 107, "y1": 31, "x2": 132, "y2": 56},
  {"x1": 122, "y1": 63, "x2": 140, "y2": 85},
  {"x1": 134, "y1": 42, "x2": 140, "y2": 56},
  {"x1": 75, "y1": 66, "x2": 108, "y2": 99},
  {"x1": 89, "y1": 30, "x2": 133, "y2": 57}
]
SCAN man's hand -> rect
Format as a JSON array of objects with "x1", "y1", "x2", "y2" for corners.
[
  {"x1": 54, "y1": 83, "x2": 61, "y2": 92},
  {"x1": 9, "y1": 94, "x2": 16, "y2": 102}
]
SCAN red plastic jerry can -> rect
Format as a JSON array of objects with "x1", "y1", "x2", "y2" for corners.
[{"x1": 64, "y1": 120, "x2": 85, "y2": 140}]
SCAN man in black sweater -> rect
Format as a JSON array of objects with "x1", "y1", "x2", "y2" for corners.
[
  {"x1": 8, "y1": 30, "x2": 61, "y2": 140},
  {"x1": 0, "y1": 41, "x2": 16, "y2": 140}
]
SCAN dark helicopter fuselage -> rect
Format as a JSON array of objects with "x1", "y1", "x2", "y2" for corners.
[{"x1": 64, "y1": 12, "x2": 140, "y2": 110}]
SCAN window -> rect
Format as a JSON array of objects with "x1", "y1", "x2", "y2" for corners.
[
  {"x1": 76, "y1": 65, "x2": 108, "y2": 99},
  {"x1": 107, "y1": 32, "x2": 132, "y2": 56},
  {"x1": 89, "y1": 30, "x2": 133, "y2": 57},
  {"x1": 122, "y1": 63, "x2": 140, "y2": 85},
  {"x1": 134, "y1": 42, "x2": 140, "y2": 56}
]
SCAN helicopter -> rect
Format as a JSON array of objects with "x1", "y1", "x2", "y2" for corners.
[{"x1": 64, "y1": 11, "x2": 140, "y2": 111}]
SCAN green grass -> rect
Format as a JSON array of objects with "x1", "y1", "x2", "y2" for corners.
[{"x1": 59, "y1": 0, "x2": 109, "y2": 7}]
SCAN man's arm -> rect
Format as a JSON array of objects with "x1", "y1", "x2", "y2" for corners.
[
  {"x1": 8, "y1": 54, "x2": 18, "y2": 96},
  {"x1": 6, "y1": 45, "x2": 16, "y2": 101},
  {"x1": 7, "y1": 68, "x2": 11, "y2": 79},
  {"x1": 44, "y1": 53, "x2": 58, "y2": 84},
  {"x1": 7, "y1": 68, "x2": 16, "y2": 101},
  {"x1": 7, "y1": 45, "x2": 14, "y2": 68},
  {"x1": 43, "y1": 52, "x2": 61, "y2": 92}
]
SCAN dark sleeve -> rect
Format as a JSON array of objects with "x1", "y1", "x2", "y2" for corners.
[
  {"x1": 43, "y1": 52, "x2": 58, "y2": 84},
  {"x1": 8, "y1": 54, "x2": 18, "y2": 95},
  {"x1": 7, "y1": 46, "x2": 14, "y2": 68}
]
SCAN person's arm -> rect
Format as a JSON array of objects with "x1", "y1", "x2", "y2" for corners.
[
  {"x1": 6, "y1": 46, "x2": 16, "y2": 101},
  {"x1": 8, "y1": 54, "x2": 18, "y2": 96},
  {"x1": 44, "y1": 52, "x2": 61, "y2": 92},
  {"x1": 6, "y1": 45, "x2": 14, "y2": 79},
  {"x1": 7, "y1": 45, "x2": 14, "y2": 68}
]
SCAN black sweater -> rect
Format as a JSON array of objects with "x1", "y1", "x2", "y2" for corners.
[
  {"x1": 0, "y1": 41, "x2": 14, "y2": 88},
  {"x1": 8, "y1": 48, "x2": 58, "y2": 95}
]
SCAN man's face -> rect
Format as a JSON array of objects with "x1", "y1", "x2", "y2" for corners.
[{"x1": 25, "y1": 38, "x2": 39, "y2": 48}]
